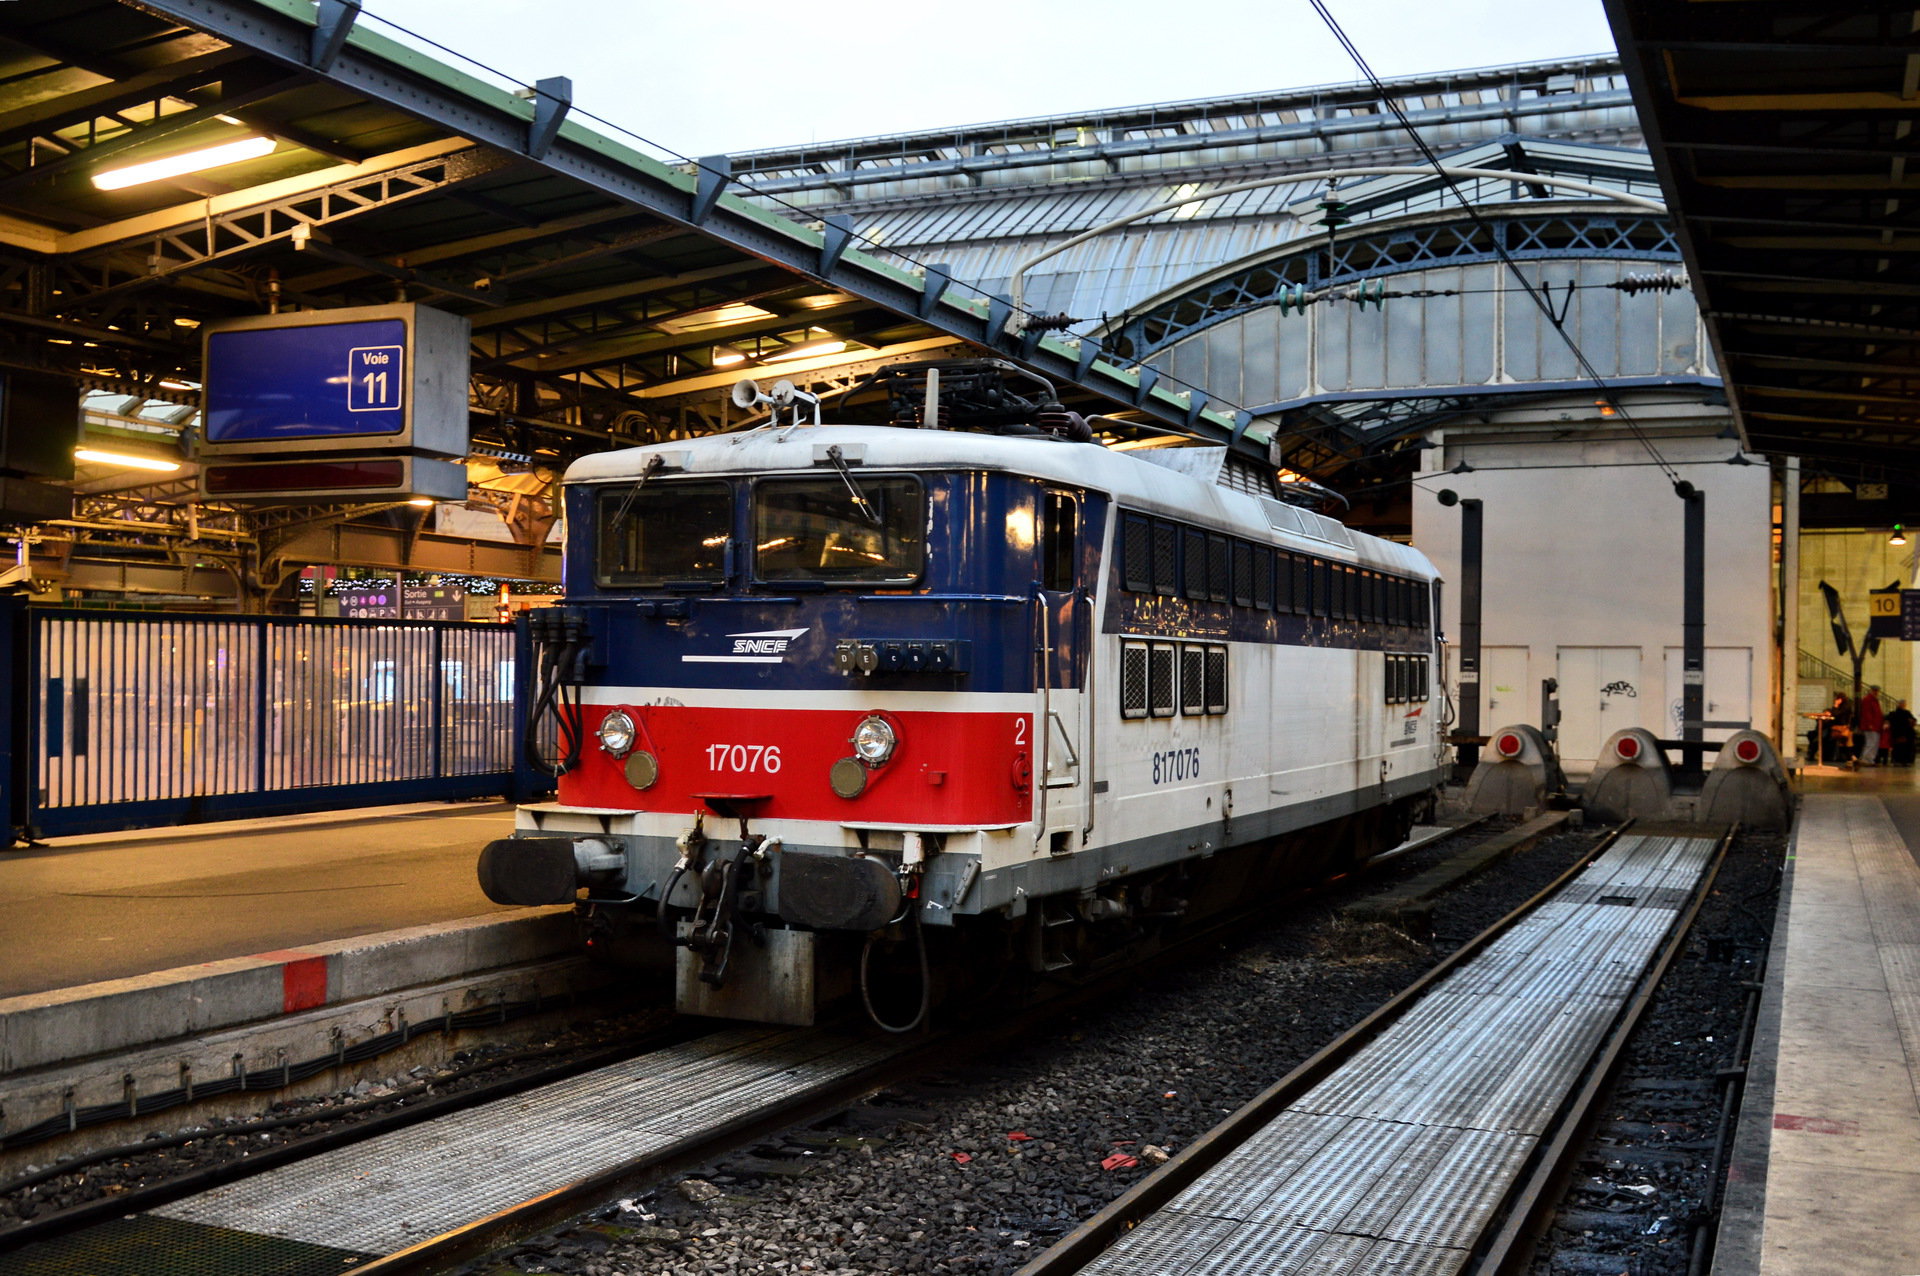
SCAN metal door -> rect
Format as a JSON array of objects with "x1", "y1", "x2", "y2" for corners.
[
  {"x1": 1482, "y1": 646, "x2": 1531, "y2": 728},
  {"x1": 1034, "y1": 488, "x2": 1093, "y2": 848},
  {"x1": 1556, "y1": 646, "x2": 1643, "y2": 767},
  {"x1": 1663, "y1": 647, "x2": 1753, "y2": 745}
]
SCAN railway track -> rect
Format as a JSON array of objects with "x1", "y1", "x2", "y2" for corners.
[
  {"x1": 1013, "y1": 823, "x2": 1733, "y2": 1276},
  {"x1": 0, "y1": 816, "x2": 1555, "y2": 1275}
]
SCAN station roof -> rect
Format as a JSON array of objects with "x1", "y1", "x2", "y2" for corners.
[
  {"x1": 1607, "y1": 0, "x2": 1920, "y2": 476},
  {"x1": 0, "y1": 0, "x2": 1244, "y2": 475}
]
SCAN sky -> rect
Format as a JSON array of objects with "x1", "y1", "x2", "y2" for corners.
[{"x1": 357, "y1": 0, "x2": 1620, "y2": 161}]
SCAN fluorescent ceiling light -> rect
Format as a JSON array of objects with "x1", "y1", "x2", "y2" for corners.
[
  {"x1": 92, "y1": 135, "x2": 276, "y2": 192},
  {"x1": 653, "y1": 303, "x2": 776, "y2": 335},
  {"x1": 764, "y1": 339, "x2": 848, "y2": 362},
  {"x1": 712, "y1": 349, "x2": 747, "y2": 367},
  {"x1": 75, "y1": 448, "x2": 181, "y2": 473},
  {"x1": 407, "y1": 497, "x2": 436, "y2": 507}
]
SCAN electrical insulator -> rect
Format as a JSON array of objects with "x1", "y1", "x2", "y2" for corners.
[
  {"x1": 1610, "y1": 272, "x2": 1689, "y2": 295},
  {"x1": 1341, "y1": 280, "x2": 1386, "y2": 309}
]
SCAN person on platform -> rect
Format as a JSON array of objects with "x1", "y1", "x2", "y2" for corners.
[
  {"x1": 1859, "y1": 686, "x2": 1886, "y2": 767},
  {"x1": 1889, "y1": 700, "x2": 1917, "y2": 767},
  {"x1": 1826, "y1": 693, "x2": 1854, "y2": 765}
]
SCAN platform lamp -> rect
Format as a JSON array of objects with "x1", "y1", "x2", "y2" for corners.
[
  {"x1": 1436, "y1": 488, "x2": 1483, "y2": 782},
  {"x1": 1891, "y1": 525, "x2": 1907, "y2": 547}
]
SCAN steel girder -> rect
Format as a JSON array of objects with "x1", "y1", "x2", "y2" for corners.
[
  {"x1": 732, "y1": 85, "x2": 1637, "y2": 199},
  {"x1": 1257, "y1": 375, "x2": 1727, "y2": 476},
  {"x1": 1606, "y1": 0, "x2": 1920, "y2": 471},
  {"x1": 1106, "y1": 211, "x2": 1683, "y2": 363},
  {"x1": 128, "y1": 0, "x2": 1245, "y2": 448}
]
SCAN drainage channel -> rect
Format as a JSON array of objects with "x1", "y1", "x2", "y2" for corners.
[{"x1": 1016, "y1": 823, "x2": 1731, "y2": 1276}]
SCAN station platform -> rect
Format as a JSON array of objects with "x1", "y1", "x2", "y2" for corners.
[
  {"x1": 0, "y1": 800, "x2": 519, "y2": 1000},
  {"x1": 0, "y1": 802, "x2": 587, "y2": 1168},
  {"x1": 1715, "y1": 769, "x2": 1920, "y2": 1276}
]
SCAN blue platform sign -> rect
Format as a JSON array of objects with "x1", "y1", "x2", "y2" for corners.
[
  {"x1": 198, "y1": 303, "x2": 469, "y2": 462},
  {"x1": 206, "y1": 319, "x2": 407, "y2": 442},
  {"x1": 347, "y1": 342, "x2": 405, "y2": 414},
  {"x1": 1901, "y1": 589, "x2": 1920, "y2": 641}
]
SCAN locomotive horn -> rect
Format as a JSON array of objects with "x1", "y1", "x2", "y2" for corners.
[
  {"x1": 730, "y1": 378, "x2": 767, "y2": 410},
  {"x1": 770, "y1": 379, "x2": 822, "y2": 422}
]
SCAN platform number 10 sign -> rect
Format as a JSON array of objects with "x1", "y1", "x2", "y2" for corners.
[{"x1": 348, "y1": 344, "x2": 405, "y2": 413}]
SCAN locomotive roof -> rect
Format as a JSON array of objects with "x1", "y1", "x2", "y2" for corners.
[{"x1": 566, "y1": 425, "x2": 1436, "y2": 578}]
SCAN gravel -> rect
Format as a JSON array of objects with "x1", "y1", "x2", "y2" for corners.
[
  {"x1": 1525, "y1": 828, "x2": 1784, "y2": 1276},
  {"x1": 461, "y1": 820, "x2": 1606, "y2": 1276},
  {"x1": 8, "y1": 817, "x2": 1778, "y2": 1276},
  {"x1": 0, "y1": 1007, "x2": 676, "y2": 1229}
]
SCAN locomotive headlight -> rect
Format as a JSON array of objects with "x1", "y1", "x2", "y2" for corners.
[
  {"x1": 851, "y1": 715, "x2": 897, "y2": 766},
  {"x1": 597, "y1": 708, "x2": 636, "y2": 758}
]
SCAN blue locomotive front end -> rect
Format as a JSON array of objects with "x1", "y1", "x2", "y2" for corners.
[{"x1": 480, "y1": 417, "x2": 1104, "y2": 1025}]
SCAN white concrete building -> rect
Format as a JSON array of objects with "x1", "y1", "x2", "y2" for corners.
[{"x1": 1412, "y1": 398, "x2": 1772, "y2": 773}]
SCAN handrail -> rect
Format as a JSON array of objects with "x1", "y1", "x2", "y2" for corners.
[{"x1": 1796, "y1": 647, "x2": 1853, "y2": 689}]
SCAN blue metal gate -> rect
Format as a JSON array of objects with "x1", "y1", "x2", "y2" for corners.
[{"x1": 9, "y1": 600, "x2": 544, "y2": 839}]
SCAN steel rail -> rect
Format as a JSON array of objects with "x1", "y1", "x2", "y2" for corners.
[
  {"x1": 353, "y1": 1030, "x2": 963, "y2": 1274},
  {"x1": 0, "y1": 1024, "x2": 693, "y2": 1253},
  {"x1": 367, "y1": 817, "x2": 1557, "y2": 1273},
  {"x1": 1471, "y1": 824, "x2": 1736, "y2": 1275},
  {"x1": 1012, "y1": 821, "x2": 1634, "y2": 1276},
  {"x1": 4, "y1": 816, "x2": 1537, "y2": 1273}
]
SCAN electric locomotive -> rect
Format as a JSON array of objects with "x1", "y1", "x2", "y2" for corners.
[{"x1": 478, "y1": 360, "x2": 1444, "y2": 1027}]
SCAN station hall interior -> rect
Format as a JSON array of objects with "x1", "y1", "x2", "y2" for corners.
[
  {"x1": 0, "y1": 0, "x2": 1913, "y2": 800},
  {"x1": 4, "y1": 5, "x2": 1920, "y2": 1276}
]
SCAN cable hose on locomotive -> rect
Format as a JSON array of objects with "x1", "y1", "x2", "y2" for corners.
[
  {"x1": 555, "y1": 676, "x2": 584, "y2": 774},
  {"x1": 658, "y1": 858, "x2": 690, "y2": 943},
  {"x1": 521, "y1": 640, "x2": 565, "y2": 777},
  {"x1": 859, "y1": 910, "x2": 931, "y2": 1034},
  {"x1": 521, "y1": 641, "x2": 586, "y2": 778}
]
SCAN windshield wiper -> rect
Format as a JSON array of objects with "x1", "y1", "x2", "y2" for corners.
[
  {"x1": 608, "y1": 453, "x2": 666, "y2": 533},
  {"x1": 824, "y1": 445, "x2": 880, "y2": 525}
]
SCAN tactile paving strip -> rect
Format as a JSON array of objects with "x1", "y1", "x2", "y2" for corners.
[{"x1": 1086, "y1": 831, "x2": 1719, "y2": 1275}]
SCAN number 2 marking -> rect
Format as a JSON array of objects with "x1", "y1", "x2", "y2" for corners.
[{"x1": 1014, "y1": 718, "x2": 1028, "y2": 746}]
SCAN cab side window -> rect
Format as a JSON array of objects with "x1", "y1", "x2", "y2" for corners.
[{"x1": 1041, "y1": 490, "x2": 1077, "y2": 591}]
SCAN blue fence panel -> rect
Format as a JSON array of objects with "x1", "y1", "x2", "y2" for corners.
[{"x1": 22, "y1": 609, "x2": 531, "y2": 839}]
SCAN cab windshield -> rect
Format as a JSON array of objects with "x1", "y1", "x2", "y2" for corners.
[
  {"x1": 596, "y1": 480, "x2": 731, "y2": 587},
  {"x1": 754, "y1": 476, "x2": 924, "y2": 584}
]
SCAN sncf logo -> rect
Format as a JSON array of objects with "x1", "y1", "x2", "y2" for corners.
[{"x1": 683, "y1": 628, "x2": 809, "y2": 664}]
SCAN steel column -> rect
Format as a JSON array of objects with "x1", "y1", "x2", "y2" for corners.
[
  {"x1": 1681, "y1": 485, "x2": 1706, "y2": 780},
  {"x1": 0, "y1": 594, "x2": 24, "y2": 841},
  {"x1": 1457, "y1": 497, "x2": 1485, "y2": 778}
]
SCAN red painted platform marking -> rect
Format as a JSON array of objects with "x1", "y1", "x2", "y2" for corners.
[
  {"x1": 253, "y1": 948, "x2": 330, "y2": 1013},
  {"x1": 1772, "y1": 1113, "x2": 1862, "y2": 1136}
]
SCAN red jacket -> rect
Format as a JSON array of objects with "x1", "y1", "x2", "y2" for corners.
[{"x1": 1861, "y1": 693, "x2": 1886, "y2": 733}]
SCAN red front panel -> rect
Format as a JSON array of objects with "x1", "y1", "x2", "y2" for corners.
[{"x1": 559, "y1": 703, "x2": 1036, "y2": 825}]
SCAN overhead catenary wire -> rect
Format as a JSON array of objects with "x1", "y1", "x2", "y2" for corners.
[
  {"x1": 353, "y1": 7, "x2": 1685, "y2": 478},
  {"x1": 1305, "y1": 0, "x2": 1687, "y2": 491},
  {"x1": 340, "y1": 9, "x2": 1286, "y2": 435}
]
